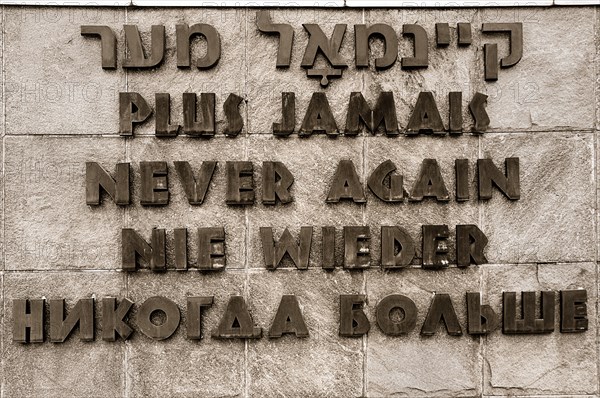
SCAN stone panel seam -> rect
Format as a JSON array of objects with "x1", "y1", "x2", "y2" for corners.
[
  {"x1": 595, "y1": 7, "x2": 599, "y2": 393},
  {"x1": 244, "y1": 8, "x2": 250, "y2": 391},
  {"x1": 123, "y1": 6, "x2": 131, "y2": 393},
  {"x1": 2, "y1": 4, "x2": 4, "y2": 139},
  {"x1": 1, "y1": 271, "x2": 4, "y2": 398}
]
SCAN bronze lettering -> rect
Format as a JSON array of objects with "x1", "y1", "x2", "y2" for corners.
[
  {"x1": 354, "y1": 24, "x2": 398, "y2": 69},
  {"x1": 123, "y1": 25, "x2": 165, "y2": 68},
  {"x1": 478, "y1": 158, "x2": 520, "y2": 200},
  {"x1": 381, "y1": 226, "x2": 415, "y2": 269},
  {"x1": 260, "y1": 227, "x2": 313, "y2": 270},
  {"x1": 273, "y1": 92, "x2": 295, "y2": 136},
  {"x1": 213, "y1": 296, "x2": 262, "y2": 339},
  {"x1": 102, "y1": 297, "x2": 133, "y2": 341},
  {"x1": 174, "y1": 160, "x2": 216, "y2": 205},
  {"x1": 503, "y1": 291, "x2": 555, "y2": 334},
  {"x1": 119, "y1": 92, "x2": 152, "y2": 136},
  {"x1": 49, "y1": 299, "x2": 94, "y2": 343},
  {"x1": 326, "y1": 160, "x2": 366, "y2": 203},
  {"x1": 121, "y1": 228, "x2": 166, "y2": 271},
  {"x1": 262, "y1": 161, "x2": 294, "y2": 205},
  {"x1": 422, "y1": 224, "x2": 449, "y2": 269},
  {"x1": 183, "y1": 93, "x2": 216, "y2": 137},
  {"x1": 456, "y1": 225, "x2": 488, "y2": 267},
  {"x1": 300, "y1": 92, "x2": 338, "y2": 136},
  {"x1": 367, "y1": 160, "x2": 404, "y2": 202},
  {"x1": 155, "y1": 93, "x2": 181, "y2": 137},
  {"x1": 401, "y1": 24, "x2": 428, "y2": 69},
  {"x1": 80, "y1": 25, "x2": 117, "y2": 69},
  {"x1": 345, "y1": 92, "x2": 399, "y2": 136},
  {"x1": 198, "y1": 227, "x2": 226, "y2": 270},
  {"x1": 339, "y1": 294, "x2": 370, "y2": 337},
  {"x1": 256, "y1": 11, "x2": 294, "y2": 68},
  {"x1": 86, "y1": 162, "x2": 130, "y2": 206},
  {"x1": 406, "y1": 92, "x2": 444, "y2": 134},
  {"x1": 343, "y1": 226, "x2": 370, "y2": 269},
  {"x1": 137, "y1": 296, "x2": 180, "y2": 340},
  {"x1": 226, "y1": 161, "x2": 255, "y2": 205},
  {"x1": 13, "y1": 299, "x2": 44, "y2": 343},
  {"x1": 410, "y1": 159, "x2": 449, "y2": 201},
  {"x1": 176, "y1": 23, "x2": 220, "y2": 69},
  {"x1": 268, "y1": 295, "x2": 309, "y2": 338},
  {"x1": 376, "y1": 294, "x2": 418, "y2": 335},
  {"x1": 466, "y1": 292, "x2": 498, "y2": 335},
  {"x1": 421, "y1": 294, "x2": 462, "y2": 336},
  {"x1": 560, "y1": 290, "x2": 588, "y2": 333},
  {"x1": 223, "y1": 93, "x2": 244, "y2": 137},
  {"x1": 187, "y1": 296, "x2": 214, "y2": 340},
  {"x1": 140, "y1": 161, "x2": 169, "y2": 206}
]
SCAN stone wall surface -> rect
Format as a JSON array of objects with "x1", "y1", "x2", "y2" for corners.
[{"x1": 0, "y1": 5, "x2": 598, "y2": 397}]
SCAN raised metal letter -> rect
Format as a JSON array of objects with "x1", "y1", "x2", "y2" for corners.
[
  {"x1": 343, "y1": 226, "x2": 370, "y2": 269},
  {"x1": 121, "y1": 228, "x2": 166, "y2": 271},
  {"x1": 401, "y1": 24, "x2": 428, "y2": 69},
  {"x1": 466, "y1": 292, "x2": 498, "y2": 335},
  {"x1": 376, "y1": 294, "x2": 417, "y2": 335},
  {"x1": 478, "y1": 158, "x2": 520, "y2": 200},
  {"x1": 137, "y1": 296, "x2": 180, "y2": 340},
  {"x1": 213, "y1": 296, "x2": 262, "y2": 339},
  {"x1": 226, "y1": 161, "x2": 254, "y2": 205},
  {"x1": 13, "y1": 299, "x2": 44, "y2": 343},
  {"x1": 198, "y1": 227, "x2": 226, "y2": 270},
  {"x1": 300, "y1": 92, "x2": 338, "y2": 136},
  {"x1": 260, "y1": 227, "x2": 313, "y2": 270},
  {"x1": 339, "y1": 294, "x2": 370, "y2": 337},
  {"x1": 187, "y1": 296, "x2": 214, "y2": 339},
  {"x1": 262, "y1": 161, "x2": 294, "y2": 205},
  {"x1": 345, "y1": 92, "x2": 399, "y2": 136},
  {"x1": 50, "y1": 299, "x2": 94, "y2": 343},
  {"x1": 81, "y1": 25, "x2": 117, "y2": 69},
  {"x1": 421, "y1": 294, "x2": 462, "y2": 336},
  {"x1": 119, "y1": 92, "x2": 151, "y2": 136},
  {"x1": 422, "y1": 224, "x2": 449, "y2": 269},
  {"x1": 176, "y1": 23, "x2": 220, "y2": 69},
  {"x1": 355, "y1": 24, "x2": 398, "y2": 69},
  {"x1": 123, "y1": 25, "x2": 165, "y2": 68},
  {"x1": 256, "y1": 11, "x2": 294, "y2": 68},
  {"x1": 269, "y1": 295, "x2": 309, "y2": 338},
  {"x1": 86, "y1": 162, "x2": 130, "y2": 206},
  {"x1": 560, "y1": 290, "x2": 588, "y2": 333},
  {"x1": 183, "y1": 93, "x2": 216, "y2": 137},
  {"x1": 381, "y1": 226, "x2": 415, "y2": 268},
  {"x1": 102, "y1": 297, "x2": 133, "y2": 341},
  {"x1": 410, "y1": 159, "x2": 449, "y2": 201},
  {"x1": 326, "y1": 160, "x2": 366, "y2": 203}
]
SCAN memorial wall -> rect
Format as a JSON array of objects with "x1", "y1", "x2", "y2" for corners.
[{"x1": 1, "y1": 3, "x2": 598, "y2": 397}]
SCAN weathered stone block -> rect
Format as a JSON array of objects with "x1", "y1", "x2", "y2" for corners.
[
  {"x1": 127, "y1": 137, "x2": 247, "y2": 270},
  {"x1": 364, "y1": 9, "x2": 478, "y2": 132},
  {"x1": 366, "y1": 267, "x2": 482, "y2": 397},
  {"x1": 3, "y1": 271, "x2": 126, "y2": 398},
  {"x1": 483, "y1": 263, "x2": 597, "y2": 395},
  {"x1": 125, "y1": 8, "x2": 247, "y2": 137},
  {"x1": 126, "y1": 271, "x2": 246, "y2": 398},
  {"x1": 246, "y1": 135, "x2": 364, "y2": 269},
  {"x1": 481, "y1": 132, "x2": 594, "y2": 264},
  {"x1": 365, "y1": 135, "x2": 480, "y2": 266},
  {"x1": 247, "y1": 269, "x2": 364, "y2": 397},
  {"x1": 247, "y1": 9, "x2": 364, "y2": 134},
  {"x1": 4, "y1": 136, "x2": 125, "y2": 270},
  {"x1": 478, "y1": 8, "x2": 595, "y2": 130},
  {"x1": 4, "y1": 6, "x2": 126, "y2": 135}
]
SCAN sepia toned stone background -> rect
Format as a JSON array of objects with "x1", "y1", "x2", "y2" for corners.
[{"x1": 0, "y1": 5, "x2": 598, "y2": 397}]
